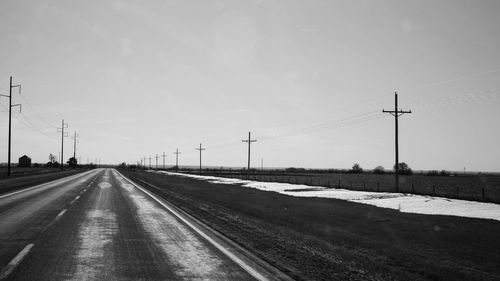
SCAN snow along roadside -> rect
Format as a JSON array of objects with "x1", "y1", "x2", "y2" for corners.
[{"x1": 152, "y1": 171, "x2": 500, "y2": 222}]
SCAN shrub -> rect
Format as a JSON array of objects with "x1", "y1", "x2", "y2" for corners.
[
  {"x1": 373, "y1": 166, "x2": 385, "y2": 174},
  {"x1": 395, "y1": 162, "x2": 413, "y2": 175},
  {"x1": 351, "y1": 163, "x2": 363, "y2": 174}
]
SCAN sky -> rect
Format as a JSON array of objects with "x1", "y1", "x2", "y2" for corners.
[{"x1": 0, "y1": 0, "x2": 499, "y2": 172}]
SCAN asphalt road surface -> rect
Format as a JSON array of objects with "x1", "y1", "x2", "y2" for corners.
[{"x1": 0, "y1": 168, "x2": 290, "y2": 281}]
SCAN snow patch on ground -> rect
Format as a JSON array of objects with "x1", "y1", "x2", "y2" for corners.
[
  {"x1": 70, "y1": 209, "x2": 117, "y2": 280},
  {"x1": 155, "y1": 171, "x2": 500, "y2": 221}
]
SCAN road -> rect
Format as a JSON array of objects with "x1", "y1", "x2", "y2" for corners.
[{"x1": 0, "y1": 168, "x2": 290, "y2": 280}]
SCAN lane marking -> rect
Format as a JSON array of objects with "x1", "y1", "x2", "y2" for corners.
[
  {"x1": 41, "y1": 208, "x2": 68, "y2": 234},
  {"x1": 55, "y1": 209, "x2": 67, "y2": 220},
  {"x1": 115, "y1": 170, "x2": 269, "y2": 281},
  {"x1": 0, "y1": 169, "x2": 100, "y2": 199},
  {"x1": 0, "y1": 243, "x2": 34, "y2": 279},
  {"x1": 70, "y1": 195, "x2": 81, "y2": 205}
]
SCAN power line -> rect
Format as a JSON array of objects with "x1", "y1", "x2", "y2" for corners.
[
  {"x1": 17, "y1": 93, "x2": 57, "y2": 128},
  {"x1": 19, "y1": 111, "x2": 57, "y2": 140},
  {"x1": 260, "y1": 110, "x2": 384, "y2": 142},
  {"x1": 399, "y1": 67, "x2": 500, "y2": 93}
]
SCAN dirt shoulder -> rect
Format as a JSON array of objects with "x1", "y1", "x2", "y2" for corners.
[
  {"x1": 0, "y1": 169, "x2": 90, "y2": 195},
  {"x1": 121, "y1": 170, "x2": 500, "y2": 281}
]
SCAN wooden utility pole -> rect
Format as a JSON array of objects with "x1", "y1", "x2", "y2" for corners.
[
  {"x1": 71, "y1": 131, "x2": 78, "y2": 161},
  {"x1": 242, "y1": 132, "x2": 257, "y2": 178},
  {"x1": 196, "y1": 143, "x2": 206, "y2": 175},
  {"x1": 57, "y1": 119, "x2": 68, "y2": 171},
  {"x1": 148, "y1": 156, "x2": 152, "y2": 169},
  {"x1": 174, "y1": 148, "x2": 181, "y2": 170},
  {"x1": 0, "y1": 76, "x2": 21, "y2": 176},
  {"x1": 162, "y1": 152, "x2": 166, "y2": 169},
  {"x1": 383, "y1": 92, "x2": 411, "y2": 192},
  {"x1": 155, "y1": 154, "x2": 159, "y2": 169}
]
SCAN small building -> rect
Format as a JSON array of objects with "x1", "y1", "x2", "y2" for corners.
[{"x1": 18, "y1": 155, "x2": 32, "y2": 168}]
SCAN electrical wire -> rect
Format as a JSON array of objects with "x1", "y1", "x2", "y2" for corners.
[
  {"x1": 399, "y1": 67, "x2": 500, "y2": 93},
  {"x1": 18, "y1": 112, "x2": 58, "y2": 140},
  {"x1": 17, "y1": 94, "x2": 58, "y2": 128}
]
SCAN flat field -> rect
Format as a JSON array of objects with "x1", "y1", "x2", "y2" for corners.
[
  {"x1": 121, "y1": 169, "x2": 500, "y2": 281},
  {"x1": 202, "y1": 171, "x2": 500, "y2": 203},
  {"x1": 0, "y1": 166, "x2": 61, "y2": 178},
  {"x1": 0, "y1": 169, "x2": 87, "y2": 195}
]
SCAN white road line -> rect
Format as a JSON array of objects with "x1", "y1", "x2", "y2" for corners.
[
  {"x1": 55, "y1": 209, "x2": 67, "y2": 220},
  {"x1": 0, "y1": 243, "x2": 34, "y2": 280},
  {"x1": 0, "y1": 170, "x2": 98, "y2": 199},
  {"x1": 70, "y1": 195, "x2": 81, "y2": 205},
  {"x1": 116, "y1": 170, "x2": 269, "y2": 281}
]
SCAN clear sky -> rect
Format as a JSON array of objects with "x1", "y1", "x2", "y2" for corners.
[{"x1": 1, "y1": 0, "x2": 499, "y2": 172}]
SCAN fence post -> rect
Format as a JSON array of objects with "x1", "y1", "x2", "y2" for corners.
[{"x1": 482, "y1": 186, "x2": 485, "y2": 201}]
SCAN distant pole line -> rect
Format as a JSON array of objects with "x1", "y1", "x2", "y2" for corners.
[
  {"x1": 162, "y1": 152, "x2": 166, "y2": 170},
  {"x1": 196, "y1": 143, "x2": 206, "y2": 175},
  {"x1": 261, "y1": 157, "x2": 263, "y2": 170},
  {"x1": 174, "y1": 148, "x2": 181, "y2": 170},
  {"x1": 0, "y1": 76, "x2": 22, "y2": 176},
  {"x1": 155, "y1": 154, "x2": 159, "y2": 170},
  {"x1": 383, "y1": 92, "x2": 411, "y2": 192},
  {"x1": 57, "y1": 119, "x2": 68, "y2": 171},
  {"x1": 149, "y1": 156, "x2": 152, "y2": 169},
  {"x1": 242, "y1": 131, "x2": 257, "y2": 179}
]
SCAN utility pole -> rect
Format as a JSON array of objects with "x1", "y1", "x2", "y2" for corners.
[
  {"x1": 162, "y1": 152, "x2": 166, "y2": 170},
  {"x1": 71, "y1": 131, "x2": 79, "y2": 164},
  {"x1": 261, "y1": 157, "x2": 263, "y2": 170},
  {"x1": 383, "y1": 92, "x2": 411, "y2": 192},
  {"x1": 57, "y1": 119, "x2": 68, "y2": 171},
  {"x1": 0, "y1": 76, "x2": 21, "y2": 176},
  {"x1": 174, "y1": 148, "x2": 181, "y2": 170},
  {"x1": 196, "y1": 143, "x2": 206, "y2": 175},
  {"x1": 242, "y1": 131, "x2": 257, "y2": 179},
  {"x1": 155, "y1": 154, "x2": 159, "y2": 170},
  {"x1": 148, "y1": 156, "x2": 152, "y2": 169}
]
